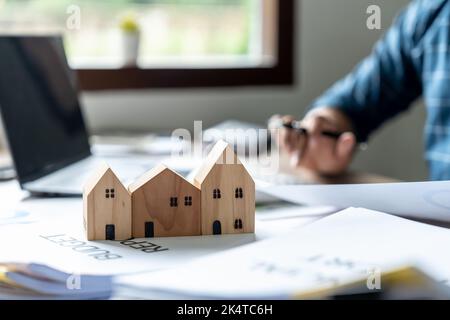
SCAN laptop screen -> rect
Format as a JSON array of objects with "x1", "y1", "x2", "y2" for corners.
[{"x1": 0, "y1": 36, "x2": 91, "y2": 184}]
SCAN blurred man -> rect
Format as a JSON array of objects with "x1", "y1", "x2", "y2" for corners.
[{"x1": 271, "y1": 0, "x2": 450, "y2": 180}]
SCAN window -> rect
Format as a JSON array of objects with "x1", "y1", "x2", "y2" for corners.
[
  {"x1": 0, "y1": 0, "x2": 295, "y2": 89},
  {"x1": 170, "y1": 197, "x2": 178, "y2": 207},
  {"x1": 184, "y1": 196, "x2": 193, "y2": 206},
  {"x1": 213, "y1": 189, "x2": 222, "y2": 199},
  {"x1": 235, "y1": 188, "x2": 244, "y2": 199},
  {"x1": 105, "y1": 188, "x2": 115, "y2": 199},
  {"x1": 234, "y1": 219, "x2": 243, "y2": 230}
]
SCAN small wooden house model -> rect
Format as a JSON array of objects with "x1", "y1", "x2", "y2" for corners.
[
  {"x1": 193, "y1": 140, "x2": 255, "y2": 235},
  {"x1": 84, "y1": 141, "x2": 255, "y2": 241},
  {"x1": 129, "y1": 164, "x2": 201, "y2": 238},
  {"x1": 83, "y1": 164, "x2": 132, "y2": 241}
]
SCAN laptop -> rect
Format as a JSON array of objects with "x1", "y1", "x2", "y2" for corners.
[{"x1": 0, "y1": 35, "x2": 156, "y2": 195}]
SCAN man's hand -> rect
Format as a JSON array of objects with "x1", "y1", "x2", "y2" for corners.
[{"x1": 269, "y1": 107, "x2": 357, "y2": 176}]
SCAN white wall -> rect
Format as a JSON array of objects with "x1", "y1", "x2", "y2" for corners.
[{"x1": 3, "y1": 0, "x2": 428, "y2": 181}]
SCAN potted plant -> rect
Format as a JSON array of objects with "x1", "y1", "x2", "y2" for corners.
[{"x1": 120, "y1": 15, "x2": 141, "y2": 67}]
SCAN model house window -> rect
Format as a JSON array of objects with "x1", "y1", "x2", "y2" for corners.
[
  {"x1": 170, "y1": 197, "x2": 178, "y2": 207},
  {"x1": 234, "y1": 219, "x2": 243, "y2": 230},
  {"x1": 184, "y1": 196, "x2": 193, "y2": 206},
  {"x1": 0, "y1": 1, "x2": 295, "y2": 90},
  {"x1": 213, "y1": 189, "x2": 222, "y2": 199},
  {"x1": 235, "y1": 188, "x2": 244, "y2": 199},
  {"x1": 105, "y1": 188, "x2": 115, "y2": 199}
]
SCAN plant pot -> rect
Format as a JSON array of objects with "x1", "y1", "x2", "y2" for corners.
[{"x1": 122, "y1": 31, "x2": 140, "y2": 67}]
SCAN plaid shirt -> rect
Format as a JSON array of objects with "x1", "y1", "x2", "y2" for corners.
[{"x1": 311, "y1": 0, "x2": 450, "y2": 180}]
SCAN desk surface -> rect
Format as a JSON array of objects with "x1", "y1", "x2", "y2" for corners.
[{"x1": 0, "y1": 168, "x2": 441, "y2": 300}]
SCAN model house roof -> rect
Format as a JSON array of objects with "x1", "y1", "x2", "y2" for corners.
[
  {"x1": 193, "y1": 140, "x2": 241, "y2": 186},
  {"x1": 84, "y1": 163, "x2": 117, "y2": 195},
  {"x1": 128, "y1": 164, "x2": 197, "y2": 193}
]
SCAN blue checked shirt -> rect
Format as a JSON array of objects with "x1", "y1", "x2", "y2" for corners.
[{"x1": 311, "y1": 0, "x2": 450, "y2": 180}]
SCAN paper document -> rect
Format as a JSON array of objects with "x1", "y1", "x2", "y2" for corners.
[
  {"x1": 0, "y1": 196, "x2": 322, "y2": 276},
  {"x1": 256, "y1": 203, "x2": 337, "y2": 221},
  {"x1": 0, "y1": 198, "x2": 255, "y2": 275},
  {"x1": 0, "y1": 221, "x2": 256, "y2": 276},
  {"x1": 0, "y1": 263, "x2": 112, "y2": 299},
  {"x1": 260, "y1": 181, "x2": 450, "y2": 222},
  {"x1": 118, "y1": 208, "x2": 450, "y2": 299}
]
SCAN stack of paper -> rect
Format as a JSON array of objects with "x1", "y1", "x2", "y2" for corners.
[
  {"x1": 0, "y1": 263, "x2": 112, "y2": 299},
  {"x1": 117, "y1": 208, "x2": 450, "y2": 299}
]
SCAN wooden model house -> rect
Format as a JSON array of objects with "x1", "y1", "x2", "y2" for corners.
[
  {"x1": 193, "y1": 140, "x2": 255, "y2": 235},
  {"x1": 129, "y1": 164, "x2": 201, "y2": 238},
  {"x1": 83, "y1": 164, "x2": 132, "y2": 241}
]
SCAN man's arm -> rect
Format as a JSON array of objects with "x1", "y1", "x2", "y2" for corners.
[
  {"x1": 271, "y1": 0, "x2": 437, "y2": 176},
  {"x1": 310, "y1": 0, "x2": 426, "y2": 142}
]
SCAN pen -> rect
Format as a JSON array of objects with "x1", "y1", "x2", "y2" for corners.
[{"x1": 270, "y1": 119, "x2": 343, "y2": 139}]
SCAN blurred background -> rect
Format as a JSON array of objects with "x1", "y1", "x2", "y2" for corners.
[{"x1": 0, "y1": 0, "x2": 427, "y2": 181}]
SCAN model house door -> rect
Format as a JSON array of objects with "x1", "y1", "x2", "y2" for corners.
[
  {"x1": 145, "y1": 222, "x2": 154, "y2": 238},
  {"x1": 105, "y1": 224, "x2": 115, "y2": 240},
  {"x1": 213, "y1": 220, "x2": 222, "y2": 235}
]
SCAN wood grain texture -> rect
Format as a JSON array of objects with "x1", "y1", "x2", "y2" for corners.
[
  {"x1": 194, "y1": 141, "x2": 255, "y2": 236},
  {"x1": 197, "y1": 164, "x2": 255, "y2": 235},
  {"x1": 83, "y1": 166, "x2": 132, "y2": 241},
  {"x1": 193, "y1": 140, "x2": 240, "y2": 185},
  {"x1": 130, "y1": 166, "x2": 201, "y2": 238}
]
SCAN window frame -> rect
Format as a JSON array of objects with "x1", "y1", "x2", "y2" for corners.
[{"x1": 76, "y1": 0, "x2": 295, "y2": 91}]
